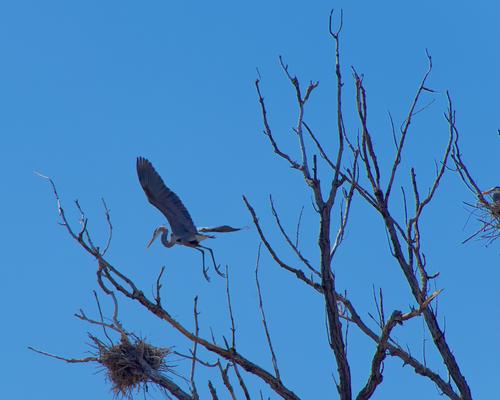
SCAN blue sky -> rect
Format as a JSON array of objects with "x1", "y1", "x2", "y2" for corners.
[{"x1": 1, "y1": 1, "x2": 499, "y2": 399}]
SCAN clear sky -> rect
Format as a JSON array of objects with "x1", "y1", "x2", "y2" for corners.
[{"x1": 1, "y1": 1, "x2": 499, "y2": 399}]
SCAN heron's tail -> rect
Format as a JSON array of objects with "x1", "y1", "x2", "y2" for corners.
[{"x1": 197, "y1": 225, "x2": 242, "y2": 233}]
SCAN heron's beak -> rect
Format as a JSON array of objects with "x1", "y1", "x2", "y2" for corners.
[
  {"x1": 482, "y1": 188, "x2": 495, "y2": 196},
  {"x1": 147, "y1": 228, "x2": 162, "y2": 248}
]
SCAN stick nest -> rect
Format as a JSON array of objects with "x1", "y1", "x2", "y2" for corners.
[
  {"x1": 465, "y1": 199, "x2": 500, "y2": 244},
  {"x1": 97, "y1": 336, "x2": 172, "y2": 398},
  {"x1": 487, "y1": 201, "x2": 500, "y2": 220}
]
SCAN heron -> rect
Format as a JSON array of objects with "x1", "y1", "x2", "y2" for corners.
[
  {"x1": 482, "y1": 187, "x2": 500, "y2": 203},
  {"x1": 482, "y1": 186, "x2": 500, "y2": 219},
  {"x1": 136, "y1": 156, "x2": 240, "y2": 281}
]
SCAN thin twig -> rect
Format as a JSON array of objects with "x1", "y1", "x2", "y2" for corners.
[
  {"x1": 255, "y1": 244, "x2": 281, "y2": 381},
  {"x1": 208, "y1": 381, "x2": 219, "y2": 400},
  {"x1": 295, "y1": 205, "x2": 305, "y2": 248},
  {"x1": 218, "y1": 362, "x2": 237, "y2": 400},
  {"x1": 93, "y1": 290, "x2": 114, "y2": 346},
  {"x1": 243, "y1": 195, "x2": 322, "y2": 293},
  {"x1": 270, "y1": 196, "x2": 319, "y2": 276},
  {"x1": 330, "y1": 157, "x2": 358, "y2": 259},
  {"x1": 155, "y1": 266, "x2": 166, "y2": 306},
  {"x1": 28, "y1": 347, "x2": 99, "y2": 363},
  {"x1": 232, "y1": 363, "x2": 252, "y2": 400},
  {"x1": 385, "y1": 52, "x2": 433, "y2": 203},
  {"x1": 190, "y1": 296, "x2": 200, "y2": 400},
  {"x1": 255, "y1": 78, "x2": 301, "y2": 171},
  {"x1": 225, "y1": 267, "x2": 237, "y2": 348},
  {"x1": 101, "y1": 198, "x2": 113, "y2": 255}
]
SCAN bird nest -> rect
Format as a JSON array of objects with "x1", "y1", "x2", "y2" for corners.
[
  {"x1": 488, "y1": 201, "x2": 500, "y2": 220},
  {"x1": 96, "y1": 336, "x2": 173, "y2": 399},
  {"x1": 464, "y1": 199, "x2": 500, "y2": 244}
]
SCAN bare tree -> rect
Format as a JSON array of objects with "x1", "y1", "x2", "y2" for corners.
[{"x1": 34, "y1": 11, "x2": 483, "y2": 400}]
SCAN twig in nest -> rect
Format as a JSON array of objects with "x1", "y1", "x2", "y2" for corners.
[{"x1": 462, "y1": 199, "x2": 500, "y2": 245}]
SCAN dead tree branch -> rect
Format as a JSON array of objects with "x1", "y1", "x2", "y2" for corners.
[
  {"x1": 255, "y1": 244, "x2": 281, "y2": 381},
  {"x1": 351, "y1": 65, "x2": 471, "y2": 400}
]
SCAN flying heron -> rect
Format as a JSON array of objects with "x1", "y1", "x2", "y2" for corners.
[{"x1": 136, "y1": 156, "x2": 240, "y2": 280}]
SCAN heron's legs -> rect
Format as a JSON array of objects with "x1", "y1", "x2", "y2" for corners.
[
  {"x1": 199, "y1": 245, "x2": 225, "y2": 278},
  {"x1": 193, "y1": 247, "x2": 210, "y2": 282}
]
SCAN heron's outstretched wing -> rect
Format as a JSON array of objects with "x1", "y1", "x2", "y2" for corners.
[
  {"x1": 137, "y1": 157, "x2": 197, "y2": 238},
  {"x1": 197, "y1": 225, "x2": 241, "y2": 233}
]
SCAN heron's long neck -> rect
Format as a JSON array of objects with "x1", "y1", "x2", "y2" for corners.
[{"x1": 160, "y1": 229, "x2": 175, "y2": 248}]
